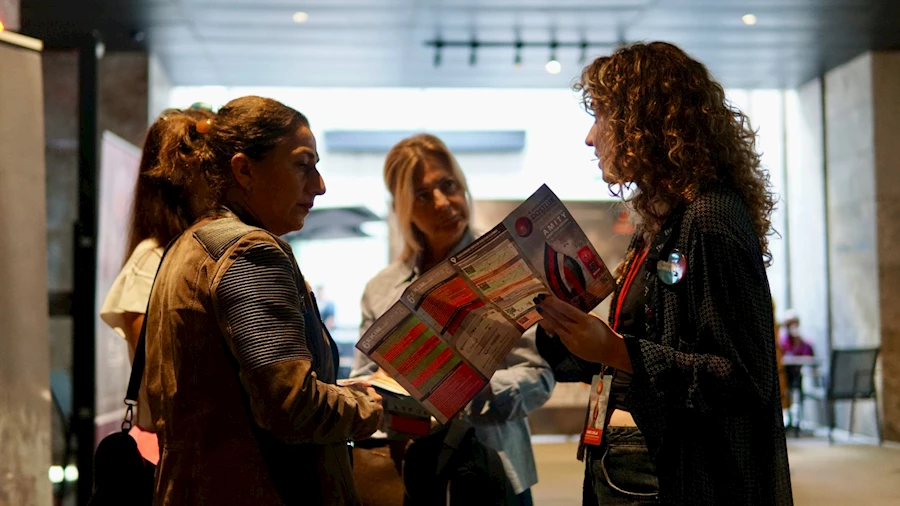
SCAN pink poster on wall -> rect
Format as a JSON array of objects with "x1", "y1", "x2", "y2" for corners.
[{"x1": 94, "y1": 130, "x2": 141, "y2": 442}]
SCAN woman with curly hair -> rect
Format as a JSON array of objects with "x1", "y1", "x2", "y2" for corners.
[{"x1": 535, "y1": 42, "x2": 793, "y2": 505}]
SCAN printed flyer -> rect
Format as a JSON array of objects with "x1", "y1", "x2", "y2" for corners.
[{"x1": 357, "y1": 185, "x2": 616, "y2": 423}]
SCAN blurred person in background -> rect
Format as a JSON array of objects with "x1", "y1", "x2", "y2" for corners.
[
  {"x1": 779, "y1": 310, "x2": 815, "y2": 359},
  {"x1": 779, "y1": 309, "x2": 815, "y2": 416}
]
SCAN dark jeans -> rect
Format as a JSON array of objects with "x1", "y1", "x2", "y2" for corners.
[{"x1": 583, "y1": 426, "x2": 659, "y2": 506}]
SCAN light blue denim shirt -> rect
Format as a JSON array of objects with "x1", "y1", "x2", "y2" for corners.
[{"x1": 351, "y1": 231, "x2": 556, "y2": 494}]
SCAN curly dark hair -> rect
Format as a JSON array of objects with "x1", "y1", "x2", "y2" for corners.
[{"x1": 576, "y1": 41, "x2": 776, "y2": 264}]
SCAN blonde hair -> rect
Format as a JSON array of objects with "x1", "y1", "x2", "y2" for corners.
[{"x1": 383, "y1": 133, "x2": 471, "y2": 261}]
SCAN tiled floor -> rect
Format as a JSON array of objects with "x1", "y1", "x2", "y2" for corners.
[{"x1": 531, "y1": 437, "x2": 900, "y2": 505}]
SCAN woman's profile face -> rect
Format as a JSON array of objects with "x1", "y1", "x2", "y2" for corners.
[
  {"x1": 585, "y1": 113, "x2": 623, "y2": 185},
  {"x1": 244, "y1": 124, "x2": 325, "y2": 236},
  {"x1": 409, "y1": 155, "x2": 469, "y2": 252}
]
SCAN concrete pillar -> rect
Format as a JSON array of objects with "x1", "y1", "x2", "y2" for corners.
[
  {"x1": 871, "y1": 52, "x2": 900, "y2": 442},
  {"x1": 824, "y1": 53, "x2": 880, "y2": 353},
  {"x1": 0, "y1": 33, "x2": 50, "y2": 506},
  {"x1": 815, "y1": 51, "x2": 900, "y2": 441}
]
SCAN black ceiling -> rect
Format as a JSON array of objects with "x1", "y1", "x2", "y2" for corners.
[{"x1": 21, "y1": 0, "x2": 900, "y2": 89}]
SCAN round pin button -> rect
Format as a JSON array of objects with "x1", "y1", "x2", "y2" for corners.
[{"x1": 657, "y1": 250, "x2": 687, "y2": 285}]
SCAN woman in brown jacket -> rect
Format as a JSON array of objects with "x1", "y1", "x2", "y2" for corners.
[{"x1": 145, "y1": 96, "x2": 383, "y2": 505}]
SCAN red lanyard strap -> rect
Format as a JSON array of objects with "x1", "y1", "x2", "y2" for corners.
[{"x1": 612, "y1": 246, "x2": 649, "y2": 332}]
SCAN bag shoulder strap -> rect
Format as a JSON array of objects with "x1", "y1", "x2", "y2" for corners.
[{"x1": 122, "y1": 234, "x2": 181, "y2": 430}]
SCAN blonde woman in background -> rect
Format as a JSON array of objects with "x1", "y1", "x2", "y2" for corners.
[{"x1": 351, "y1": 134, "x2": 555, "y2": 506}]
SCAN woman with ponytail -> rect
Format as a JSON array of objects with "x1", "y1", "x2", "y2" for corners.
[
  {"x1": 144, "y1": 96, "x2": 382, "y2": 505},
  {"x1": 100, "y1": 106, "x2": 214, "y2": 463}
]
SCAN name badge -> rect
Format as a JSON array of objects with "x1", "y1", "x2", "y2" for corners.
[
  {"x1": 581, "y1": 374, "x2": 613, "y2": 447},
  {"x1": 657, "y1": 249, "x2": 687, "y2": 285}
]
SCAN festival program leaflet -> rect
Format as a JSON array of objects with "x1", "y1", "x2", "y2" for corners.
[{"x1": 356, "y1": 184, "x2": 616, "y2": 424}]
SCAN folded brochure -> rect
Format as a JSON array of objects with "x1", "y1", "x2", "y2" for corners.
[
  {"x1": 338, "y1": 376, "x2": 433, "y2": 437},
  {"x1": 356, "y1": 184, "x2": 616, "y2": 424},
  {"x1": 371, "y1": 376, "x2": 433, "y2": 436}
]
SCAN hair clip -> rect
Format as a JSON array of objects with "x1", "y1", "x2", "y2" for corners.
[
  {"x1": 188, "y1": 101, "x2": 216, "y2": 113},
  {"x1": 196, "y1": 118, "x2": 212, "y2": 134},
  {"x1": 159, "y1": 108, "x2": 181, "y2": 121}
]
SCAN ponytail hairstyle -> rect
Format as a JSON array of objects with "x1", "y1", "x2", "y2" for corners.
[
  {"x1": 168, "y1": 95, "x2": 309, "y2": 206},
  {"x1": 124, "y1": 107, "x2": 214, "y2": 259}
]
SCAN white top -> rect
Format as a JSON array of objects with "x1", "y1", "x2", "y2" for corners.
[
  {"x1": 99, "y1": 238, "x2": 162, "y2": 431},
  {"x1": 100, "y1": 238, "x2": 162, "y2": 336}
]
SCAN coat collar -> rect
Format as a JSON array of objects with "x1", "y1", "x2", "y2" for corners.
[
  {"x1": 645, "y1": 204, "x2": 687, "y2": 265},
  {"x1": 214, "y1": 203, "x2": 266, "y2": 231}
]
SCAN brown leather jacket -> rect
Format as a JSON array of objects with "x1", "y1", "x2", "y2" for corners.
[{"x1": 145, "y1": 209, "x2": 381, "y2": 505}]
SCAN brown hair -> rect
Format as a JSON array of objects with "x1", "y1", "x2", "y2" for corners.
[
  {"x1": 164, "y1": 95, "x2": 309, "y2": 205},
  {"x1": 576, "y1": 41, "x2": 776, "y2": 263},
  {"x1": 125, "y1": 107, "x2": 214, "y2": 258},
  {"x1": 383, "y1": 134, "x2": 471, "y2": 261}
]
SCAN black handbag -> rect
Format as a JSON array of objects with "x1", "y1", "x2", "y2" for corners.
[
  {"x1": 88, "y1": 317, "x2": 156, "y2": 506},
  {"x1": 89, "y1": 238, "x2": 177, "y2": 506}
]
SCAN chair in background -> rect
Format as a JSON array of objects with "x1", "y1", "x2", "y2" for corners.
[{"x1": 804, "y1": 347, "x2": 881, "y2": 444}]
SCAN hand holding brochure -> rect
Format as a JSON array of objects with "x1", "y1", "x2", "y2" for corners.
[
  {"x1": 343, "y1": 375, "x2": 435, "y2": 437},
  {"x1": 356, "y1": 185, "x2": 616, "y2": 423}
]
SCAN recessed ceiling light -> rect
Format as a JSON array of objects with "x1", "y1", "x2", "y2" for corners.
[
  {"x1": 545, "y1": 59, "x2": 562, "y2": 75},
  {"x1": 742, "y1": 14, "x2": 757, "y2": 25},
  {"x1": 292, "y1": 11, "x2": 310, "y2": 23}
]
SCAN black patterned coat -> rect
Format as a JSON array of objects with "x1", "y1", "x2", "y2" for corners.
[{"x1": 538, "y1": 187, "x2": 793, "y2": 505}]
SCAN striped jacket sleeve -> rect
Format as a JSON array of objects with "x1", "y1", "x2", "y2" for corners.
[{"x1": 214, "y1": 239, "x2": 381, "y2": 444}]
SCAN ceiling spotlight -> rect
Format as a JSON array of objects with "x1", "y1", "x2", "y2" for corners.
[
  {"x1": 292, "y1": 11, "x2": 310, "y2": 23},
  {"x1": 545, "y1": 59, "x2": 562, "y2": 75},
  {"x1": 546, "y1": 41, "x2": 561, "y2": 75},
  {"x1": 469, "y1": 40, "x2": 478, "y2": 66},
  {"x1": 514, "y1": 41, "x2": 523, "y2": 68},
  {"x1": 433, "y1": 40, "x2": 443, "y2": 67},
  {"x1": 0, "y1": 20, "x2": 5, "y2": 33},
  {"x1": 742, "y1": 14, "x2": 757, "y2": 25},
  {"x1": 579, "y1": 40, "x2": 589, "y2": 65}
]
